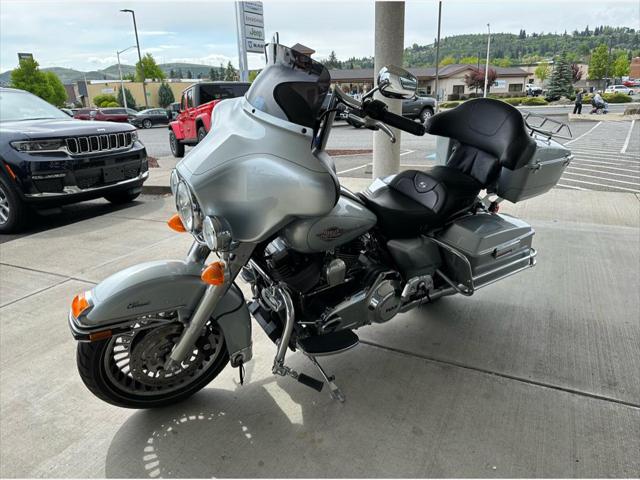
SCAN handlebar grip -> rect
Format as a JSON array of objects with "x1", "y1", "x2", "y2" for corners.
[{"x1": 363, "y1": 99, "x2": 426, "y2": 136}]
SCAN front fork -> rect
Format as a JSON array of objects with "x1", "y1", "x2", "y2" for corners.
[{"x1": 167, "y1": 241, "x2": 255, "y2": 368}]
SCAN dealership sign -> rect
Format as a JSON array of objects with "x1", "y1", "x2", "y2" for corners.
[{"x1": 238, "y1": 2, "x2": 265, "y2": 53}]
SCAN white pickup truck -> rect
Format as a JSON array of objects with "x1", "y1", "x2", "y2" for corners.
[{"x1": 525, "y1": 84, "x2": 544, "y2": 96}]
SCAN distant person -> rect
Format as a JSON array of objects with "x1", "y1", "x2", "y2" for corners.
[{"x1": 573, "y1": 89, "x2": 583, "y2": 114}]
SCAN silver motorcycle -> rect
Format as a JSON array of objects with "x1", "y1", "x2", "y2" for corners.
[{"x1": 68, "y1": 43, "x2": 573, "y2": 408}]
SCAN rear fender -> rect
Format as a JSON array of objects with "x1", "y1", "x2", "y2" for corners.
[{"x1": 69, "y1": 260, "x2": 252, "y2": 365}]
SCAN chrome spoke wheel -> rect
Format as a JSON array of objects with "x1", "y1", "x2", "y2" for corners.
[
  {"x1": 103, "y1": 318, "x2": 224, "y2": 396},
  {"x1": 0, "y1": 184, "x2": 10, "y2": 225}
]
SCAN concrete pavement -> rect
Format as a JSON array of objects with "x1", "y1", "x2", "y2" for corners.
[{"x1": 1, "y1": 183, "x2": 639, "y2": 477}]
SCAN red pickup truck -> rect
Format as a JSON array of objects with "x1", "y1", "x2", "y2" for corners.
[{"x1": 169, "y1": 81, "x2": 250, "y2": 157}]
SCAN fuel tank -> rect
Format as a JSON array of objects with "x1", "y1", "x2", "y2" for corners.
[
  {"x1": 175, "y1": 97, "x2": 339, "y2": 243},
  {"x1": 283, "y1": 195, "x2": 377, "y2": 253}
]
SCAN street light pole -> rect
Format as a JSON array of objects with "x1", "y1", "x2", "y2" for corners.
[
  {"x1": 117, "y1": 45, "x2": 137, "y2": 110},
  {"x1": 120, "y1": 9, "x2": 149, "y2": 108},
  {"x1": 433, "y1": 0, "x2": 442, "y2": 108},
  {"x1": 483, "y1": 23, "x2": 491, "y2": 98}
]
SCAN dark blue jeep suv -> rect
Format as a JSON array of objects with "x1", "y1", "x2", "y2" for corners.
[{"x1": 0, "y1": 87, "x2": 148, "y2": 233}]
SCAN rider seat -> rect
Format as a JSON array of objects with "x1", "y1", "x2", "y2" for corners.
[{"x1": 360, "y1": 99, "x2": 536, "y2": 237}]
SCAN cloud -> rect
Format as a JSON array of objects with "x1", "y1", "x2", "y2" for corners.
[{"x1": 139, "y1": 30, "x2": 175, "y2": 36}]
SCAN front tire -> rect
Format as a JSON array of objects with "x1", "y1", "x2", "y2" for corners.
[
  {"x1": 420, "y1": 107, "x2": 434, "y2": 123},
  {"x1": 169, "y1": 131, "x2": 185, "y2": 158},
  {"x1": 0, "y1": 174, "x2": 28, "y2": 234},
  {"x1": 197, "y1": 126, "x2": 207, "y2": 142},
  {"x1": 142, "y1": 119, "x2": 152, "y2": 129},
  {"x1": 104, "y1": 190, "x2": 140, "y2": 204},
  {"x1": 77, "y1": 320, "x2": 229, "y2": 409}
]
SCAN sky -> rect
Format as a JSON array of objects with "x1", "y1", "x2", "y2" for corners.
[{"x1": 0, "y1": 0, "x2": 638, "y2": 73}]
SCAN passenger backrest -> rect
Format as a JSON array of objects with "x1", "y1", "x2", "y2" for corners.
[{"x1": 426, "y1": 98, "x2": 536, "y2": 171}]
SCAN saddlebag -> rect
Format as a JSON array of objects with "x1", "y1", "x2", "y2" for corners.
[{"x1": 433, "y1": 212, "x2": 536, "y2": 292}]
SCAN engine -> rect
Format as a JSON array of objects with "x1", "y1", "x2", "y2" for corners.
[{"x1": 260, "y1": 235, "x2": 403, "y2": 333}]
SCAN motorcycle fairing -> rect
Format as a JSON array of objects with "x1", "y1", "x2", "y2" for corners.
[{"x1": 176, "y1": 97, "x2": 339, "y2": 243}]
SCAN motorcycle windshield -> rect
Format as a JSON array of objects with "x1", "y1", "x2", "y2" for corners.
[{"x1": 246, "y1": 43, "x2": 330, "y2": 129}]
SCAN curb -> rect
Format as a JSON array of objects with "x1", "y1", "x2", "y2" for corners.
[
  {"x1": 142, "y1": 184, "x2": 171, "y2": 195},
  {"x1": 568, "y1": 113, "x2": 640, "y2": 122}
]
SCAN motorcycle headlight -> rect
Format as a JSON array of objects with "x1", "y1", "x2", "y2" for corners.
[
  {"x1": 175, "y1": 181, "x2": 195, "y2": 232},
  {"x1": 202, "y1": 216, "x2": 233, "y2": 251}
]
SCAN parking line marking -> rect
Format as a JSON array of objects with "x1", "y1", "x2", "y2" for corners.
[
  {"x1": 567, "y1": 166, "x2": 640, "y2": 179},
  {"x1": 337, "y1": 163, "x2": 370, "y2": 174},
  {"x1": 621, "y1": 119, "x2": 636, "y2": 154},
  {"x1": 563, "y1": 171, "x2": 640, "y2": 186},
  {"x1": 565, "y1": 121, "x2": 601, "y2": 145},
  {"x1": 557, "y1": 183, "x2": 587, "y2": 190},
  {"x1": 572, "y1": 159, "x2": 640, "y2": 172},
  {"x1": 571, "y1": 153, "x2": 640, "y2": 165},
  {"x1": 400, "y1": 149, "x2": 415, "y2": 156},
  {"x1": 559, "y1": 177, "x2": 640, "y2": 193}
]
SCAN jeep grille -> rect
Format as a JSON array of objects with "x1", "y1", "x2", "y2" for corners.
[{"x1": 65, "y1": 132, "x2": 133, "y2": 155}]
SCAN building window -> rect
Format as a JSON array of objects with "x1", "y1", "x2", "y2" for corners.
[
  {"x1": 453, "y1": 85, "x2": 465, "y2": 94},
  {"x1": 509, "y1": 83, "x2": 523, "y2": 92}
]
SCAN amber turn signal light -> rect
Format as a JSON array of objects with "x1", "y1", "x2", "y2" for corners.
[
  {"x1": 71, "y1": 292, "x2": 90, "y2": 318},
  {"x1": 167, "y1": 214, "x2": 186, "y2": 232},
  {"x1": 201, "y1": 262, "x2": 225, "y2": 286}
]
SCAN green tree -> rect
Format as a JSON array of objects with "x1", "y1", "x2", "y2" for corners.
[
  {"x1": 186, "y1": 70, "x2": 193, "y2": 79},
  {"x1": 438, "y1": 56, "x2": 456, "y2": 66},
  {"x1": 224, "y1": 61, "x2": 237, "y2": 81},
  {"x1": 117, "y1": 86, "x2": 136, "y2": 109},
  {"x1": 534, "y1": 62, "x2": 551, "y2": 84},
  {"x1": 494, "y1": 58, "x2": 512, "y2": 67},
  {"x1": 169, "y1": 69, "x2": 176, "y2": 78},
  {"x1": 158, "y1": 82, "x2": 175, "y2": 108},
  {"x1": 10, "y1": 58, "x2": 54, "y2": 103},
  {"x1": 545, "y1": 52, "x2": 574, "y2": 101},
  {"x1": 588, "y1": 44, "x2": 609, "y2": 88},
  {"x1": 135, "y1": 53, "x2": 165, "y2": 81},
  {"x1": 323, "y1": 51, "x2": 341, "y2": 69},
  {"x1": 459, "y1": 56, "x2": 480, "y2": 65},
  {"x1": 44, "y1": 71, "x2": 67, "y2": 107},
  {"x1": 612, "y1": 51, "x2": 630, "y2": 78},
  {"x1": 248, "y1": 69, "x2": 261, "y2": 82},
  {"x1": 209, "y1": 67, "x2": 217, "y2": 80}
]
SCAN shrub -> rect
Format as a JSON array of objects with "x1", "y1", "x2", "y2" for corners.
[
  {"x1": 105, "y1": 101, "x2": 120, "y2": 107},
  {"x1": 520, "y1": 96, "x2": 548, "y2": 106},
  {"x1": 503, "y1": 97, "x2": 523, "y2": 105},
  {"x1": 440, "y1": 101, "x2": 462, "y2": 108},
  {"x1": 93, "y1": 94, "x2": 119, "y2": 108},
  {"x1": 603, "y1": 93, "x2": 632, "y2": 103}
]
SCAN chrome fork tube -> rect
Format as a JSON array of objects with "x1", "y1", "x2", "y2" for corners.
[{"x1": 168, "y1": 242, "x2": 255, "y2": 365}]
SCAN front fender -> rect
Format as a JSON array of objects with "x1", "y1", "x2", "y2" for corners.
[{"x1": 69, "y1": 260, "x2": 252, "y2": 364}]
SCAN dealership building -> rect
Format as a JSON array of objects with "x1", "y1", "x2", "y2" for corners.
[{"x1": 330, "y1": 64, "x2": 530, "y2": 100}]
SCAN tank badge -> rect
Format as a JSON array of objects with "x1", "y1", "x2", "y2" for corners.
[{"x1": 317, "y1": 226, "x2": 359, "y2": 241}]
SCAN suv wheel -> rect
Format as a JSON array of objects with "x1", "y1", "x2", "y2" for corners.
[
  {"x1": 0, "y1": 175, "x2": 28, "y2": 234},
  {"x1": 104, "y1": 189, "x2": 141, "y2": 204},
  {"x1": 170, "y1": 131, "x2": 185, "y2": 158},
  {"x1": 420, "y1": 107, "x2": 434, "y2": 123},
  {"x1": 197, "y1": 127, "x2": 208, "y2": 142},
  {"x1": 142, "y1": 119, "x2": 152, "y2": 129}
]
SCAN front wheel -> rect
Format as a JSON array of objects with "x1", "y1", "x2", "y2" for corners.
[
  {"x1": 0, "y1": 174, "x2": 28, "y2": 234},
  {"x1": 142, "y1": 119, "x2": 152, "y2": 129},
  {"x1": 169, "y1": 130, "x2": 185, "y2": 157},
  {"x1": 77, "y1": 320, "x2": 229, "y2": 408},
  {"x1": 420, "y1": 107, "x2": 434, "y2": 123}
]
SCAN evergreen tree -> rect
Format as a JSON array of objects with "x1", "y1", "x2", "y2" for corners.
[
  {"x1": 117, "y1": 87, "x2": 136, "y2": 109},
  {"x1": 209, "y1": 67, "x2": 217, "y2": 80},
  {"x1": 224, "y1": 61, "x2": 237, "y2": 80},
  {"x1": 169, "y1": 69, "x2": 176, "y2": 78},
  {"x1": 158, "y1": 82, "x2": 175, "y2": 108},
  {"x1": 186, "y1": 70, "x2": 193, "y2": 79},
  {"x1": 177, "y1": 68, "x2": 183, "y2": 79},
  {"x1": 545, "y1": 52, "x2": 573, "y2": 101}
]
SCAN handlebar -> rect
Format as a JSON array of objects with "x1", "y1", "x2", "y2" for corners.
[{"x1": 362, "y1": 99, "x2": 426, "y2": 136}]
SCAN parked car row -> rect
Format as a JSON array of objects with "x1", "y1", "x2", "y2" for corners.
[{"x1": 72, "y1": 107, "x2": 172, "y2": 128}]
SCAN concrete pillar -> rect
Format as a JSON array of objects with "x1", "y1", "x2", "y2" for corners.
[{"x1": 372, "y1": 1, "x2": 405, "y2": 179}]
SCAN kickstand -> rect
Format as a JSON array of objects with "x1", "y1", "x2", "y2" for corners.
[{"x1": 306, "y1": 354, "x2": 345, "y2": 402}]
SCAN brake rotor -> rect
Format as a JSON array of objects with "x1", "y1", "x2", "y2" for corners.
[{"x1": 128, "y1": 322, "x2": 220, "y2": 387}]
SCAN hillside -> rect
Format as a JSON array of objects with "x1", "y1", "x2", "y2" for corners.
[
  {"x1": 322, "y1": 25, "x2": 640, "y2": 69},
  {"x1": 0, "y1": 62, "x2": 223, "y2": 86}
]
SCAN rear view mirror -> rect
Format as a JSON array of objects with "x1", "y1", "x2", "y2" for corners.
[{"x1": 378, "y1": 66, "x2": 417, "y2": 99}]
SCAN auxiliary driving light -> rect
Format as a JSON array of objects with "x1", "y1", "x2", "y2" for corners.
[{"x1": 202, "y1": 216, "x2": 233, "y2": 252}]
